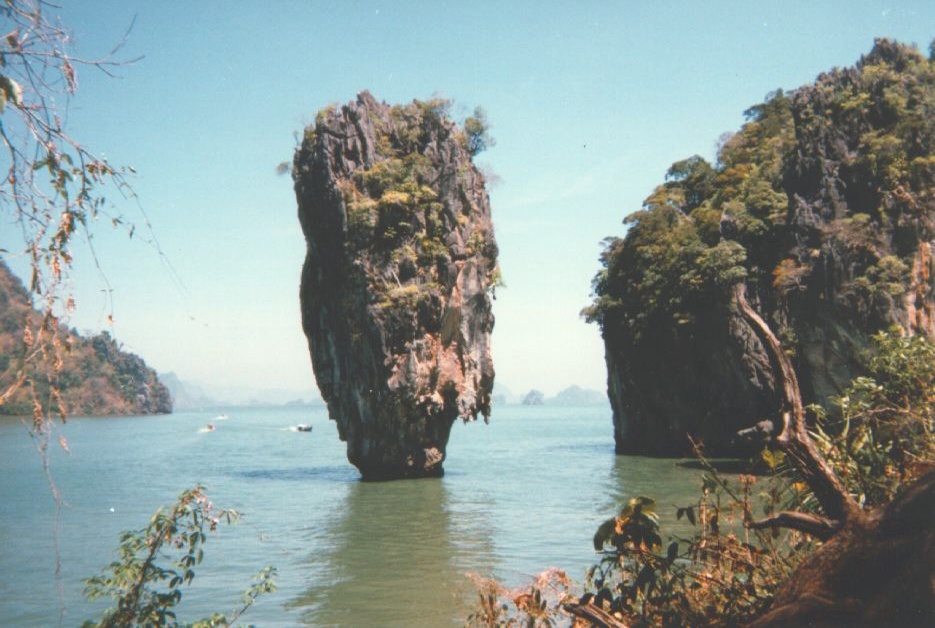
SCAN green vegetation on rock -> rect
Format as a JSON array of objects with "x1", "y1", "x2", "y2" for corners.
[
  {"x1": 294, "y1": 92, "x2": 498, "y2": 479},
  {"x1": 586, "y1": 39, "x2": 935, "y2": 456}
]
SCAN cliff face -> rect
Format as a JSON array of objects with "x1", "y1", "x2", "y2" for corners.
[
  {"x1": 293, "y1": 92, "x2": 498, "y2": 480},
  {"x1": 0, "y1": 259, "x2": 172, "y2": 417},
  {"x1": 588, "y1": 40, "x2": 934, "y2": 455}
]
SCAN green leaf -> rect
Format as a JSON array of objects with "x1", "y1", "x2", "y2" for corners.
[
  {"x1": 593, "y1": 517, "x2": 617, "y2": 551},
  {"x1": 635, "y1": 564, "x2": 656, "y2": 592},
  {"x1": 667, "y1": 541, "x2": 679, "y2": 562}
]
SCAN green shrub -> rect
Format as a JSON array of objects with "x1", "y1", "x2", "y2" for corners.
[
  {"x1": 810, "y1": 330, "x2": 935, "y2": 506},
  {"x1": 83, "y1": 486, "x2": 276, "y2": 627}
]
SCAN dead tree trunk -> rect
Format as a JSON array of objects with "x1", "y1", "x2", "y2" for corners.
[
  {"x1": 733, "y1": 284, "x2": 865, "y2": 536},
  {"x1": 732, "y1": 284, "x2": 934, "y2": 626}
]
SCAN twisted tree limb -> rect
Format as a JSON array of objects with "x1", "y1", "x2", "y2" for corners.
[
  {"x1": 731, "y1": 283, "x2": 865, "y2": 531},
  {"x1": 728, "y1": 285, "x2": 935, "y2": 624},
  {"x1": 746, "y1": 510, "x2": 838, "y2": 541}
]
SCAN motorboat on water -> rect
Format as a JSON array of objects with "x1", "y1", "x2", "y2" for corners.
[{"x1": 295, "y1": 424, "x2": 313, "y2": 432}]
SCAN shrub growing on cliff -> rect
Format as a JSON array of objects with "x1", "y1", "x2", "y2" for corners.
[
  {"x1": 810, "y1": 330, "x2": 935, "y2": 507},
  {"x1": 463, "y1": 106, "x2": 495, "y2": 156}
]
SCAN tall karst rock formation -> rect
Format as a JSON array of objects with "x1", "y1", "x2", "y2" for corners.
[
  {"x1": 587, "y1": 40, "x2": 934, "y2": 455},
  {"x1": 293, "y1": 92, "x2": 498, "y2": 480}
]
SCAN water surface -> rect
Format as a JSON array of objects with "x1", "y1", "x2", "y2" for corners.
[{"x1": 0, "y1": 405, "x2": 706, "y2": 625}]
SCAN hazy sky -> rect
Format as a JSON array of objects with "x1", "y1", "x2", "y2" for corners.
[{"x1": 2, "y1": 1, "x2": 932, "y2": 399}]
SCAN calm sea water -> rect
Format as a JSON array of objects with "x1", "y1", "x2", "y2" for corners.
[{"x1": 0, "y1": 404, "x2": 706, "y2": 626}]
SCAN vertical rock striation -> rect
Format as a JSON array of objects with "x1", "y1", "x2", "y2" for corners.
[{"x1": 293, "y1": 92, "x2": 498, "y2": 480}]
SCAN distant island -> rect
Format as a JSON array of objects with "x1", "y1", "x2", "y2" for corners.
[
  {"x1": 161, "y1": 372, "x2": 324, "y2": 410},
  {"x1": 495, "y1": 384, "x2": 607, "y2": 407},
  {"x1": 0, "y1": 259, "x2": 171, "y2": 417}
]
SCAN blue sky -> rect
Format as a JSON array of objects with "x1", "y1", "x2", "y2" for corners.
[{"x1": 4, "y1": 1, "x2": 932, "y2": 399}]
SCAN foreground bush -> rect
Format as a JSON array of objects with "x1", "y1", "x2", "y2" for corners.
[{"x1": 82, "y1": 486, "x2": 276, "y2": 627}]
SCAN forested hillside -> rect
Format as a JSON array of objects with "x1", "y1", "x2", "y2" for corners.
[{"x1": 0, "y1": 260, "x2": 171, "y2": 417}]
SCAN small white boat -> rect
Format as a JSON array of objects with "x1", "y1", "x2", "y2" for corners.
[{"x1": 295, "y1": 424, "x2": 313, "y2": 432}]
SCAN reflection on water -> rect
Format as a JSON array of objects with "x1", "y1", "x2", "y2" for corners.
[
  {"x1": 606, "y1": 455, "x2": 703, "y2": 510},
  {"x1": 290, "y1": 478, "x2": 483, "y2": 626},
  {"x1": 0, "y1": 406, "x2": 716, "y2": 625},
  {"x1": 607, "y1": 455, "x2": 706, "y2": 533}
]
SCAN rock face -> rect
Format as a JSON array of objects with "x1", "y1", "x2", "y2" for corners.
[
  {"x1": 293, "y1": 92, "x2": 498, "y2": 480},
  {"x1": 0, "y1": 259, "x2": 172, "y2": 417},
  {"x1": 588, "y1": 40, "x2": 934, "y2": 455}
]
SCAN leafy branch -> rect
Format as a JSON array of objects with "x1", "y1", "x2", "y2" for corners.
[
  {"x1": 83, "y1": 485, "x2": 276, "y2": 627},
  {"x1": 0, "y1": 0, "x2": 151, "y2": 428}
]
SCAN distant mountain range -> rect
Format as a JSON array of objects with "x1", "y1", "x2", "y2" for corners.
[
  {"x1": 493, "y1": 383, "x2": 607, "y2": 407},
  {"x1": 163, "y1": 375, "x2": 604, "y2": 411},
  {"x1": 161, "y1": 373, "x2": 324, "y2": 410}
]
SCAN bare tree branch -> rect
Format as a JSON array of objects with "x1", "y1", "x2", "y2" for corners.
[
  {"x1": 732, "y1": 283, "x2": 864, "y2": 529},
  {"x1": 747, "y1": 511, "x2": 840, "y2": 541}
]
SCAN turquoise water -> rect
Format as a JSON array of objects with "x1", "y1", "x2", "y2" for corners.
[{"x1": 0, "y1": 405, "x2": 706, "y2": 626}]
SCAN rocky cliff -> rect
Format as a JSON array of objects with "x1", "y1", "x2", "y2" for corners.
[
  {"x1": 587, "y1": 40, "x2": 934, "y2": 455},
  {"x1": 293, "y1": 92, "x2": 498, "y2": 479},
  {"x1": 0, "y1": 259, "x2": 172, "y2": 416}
]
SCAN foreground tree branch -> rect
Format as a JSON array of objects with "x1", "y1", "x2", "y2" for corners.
[
  {"x1": 750, "y1": 469, "x2": 935, "y2": 626},
  {"x1": 732, "y1": 283, "x2": 864, "y2": 529},
  {"x1": 732, "y1": 282, "x2": 935, "y2": 625},
  {"x1": 745, "y1": 510, "x2": 838, "y2": 541},
  {"x1": 0, "y1": 0, "x2": 149, "y2": 428}
]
